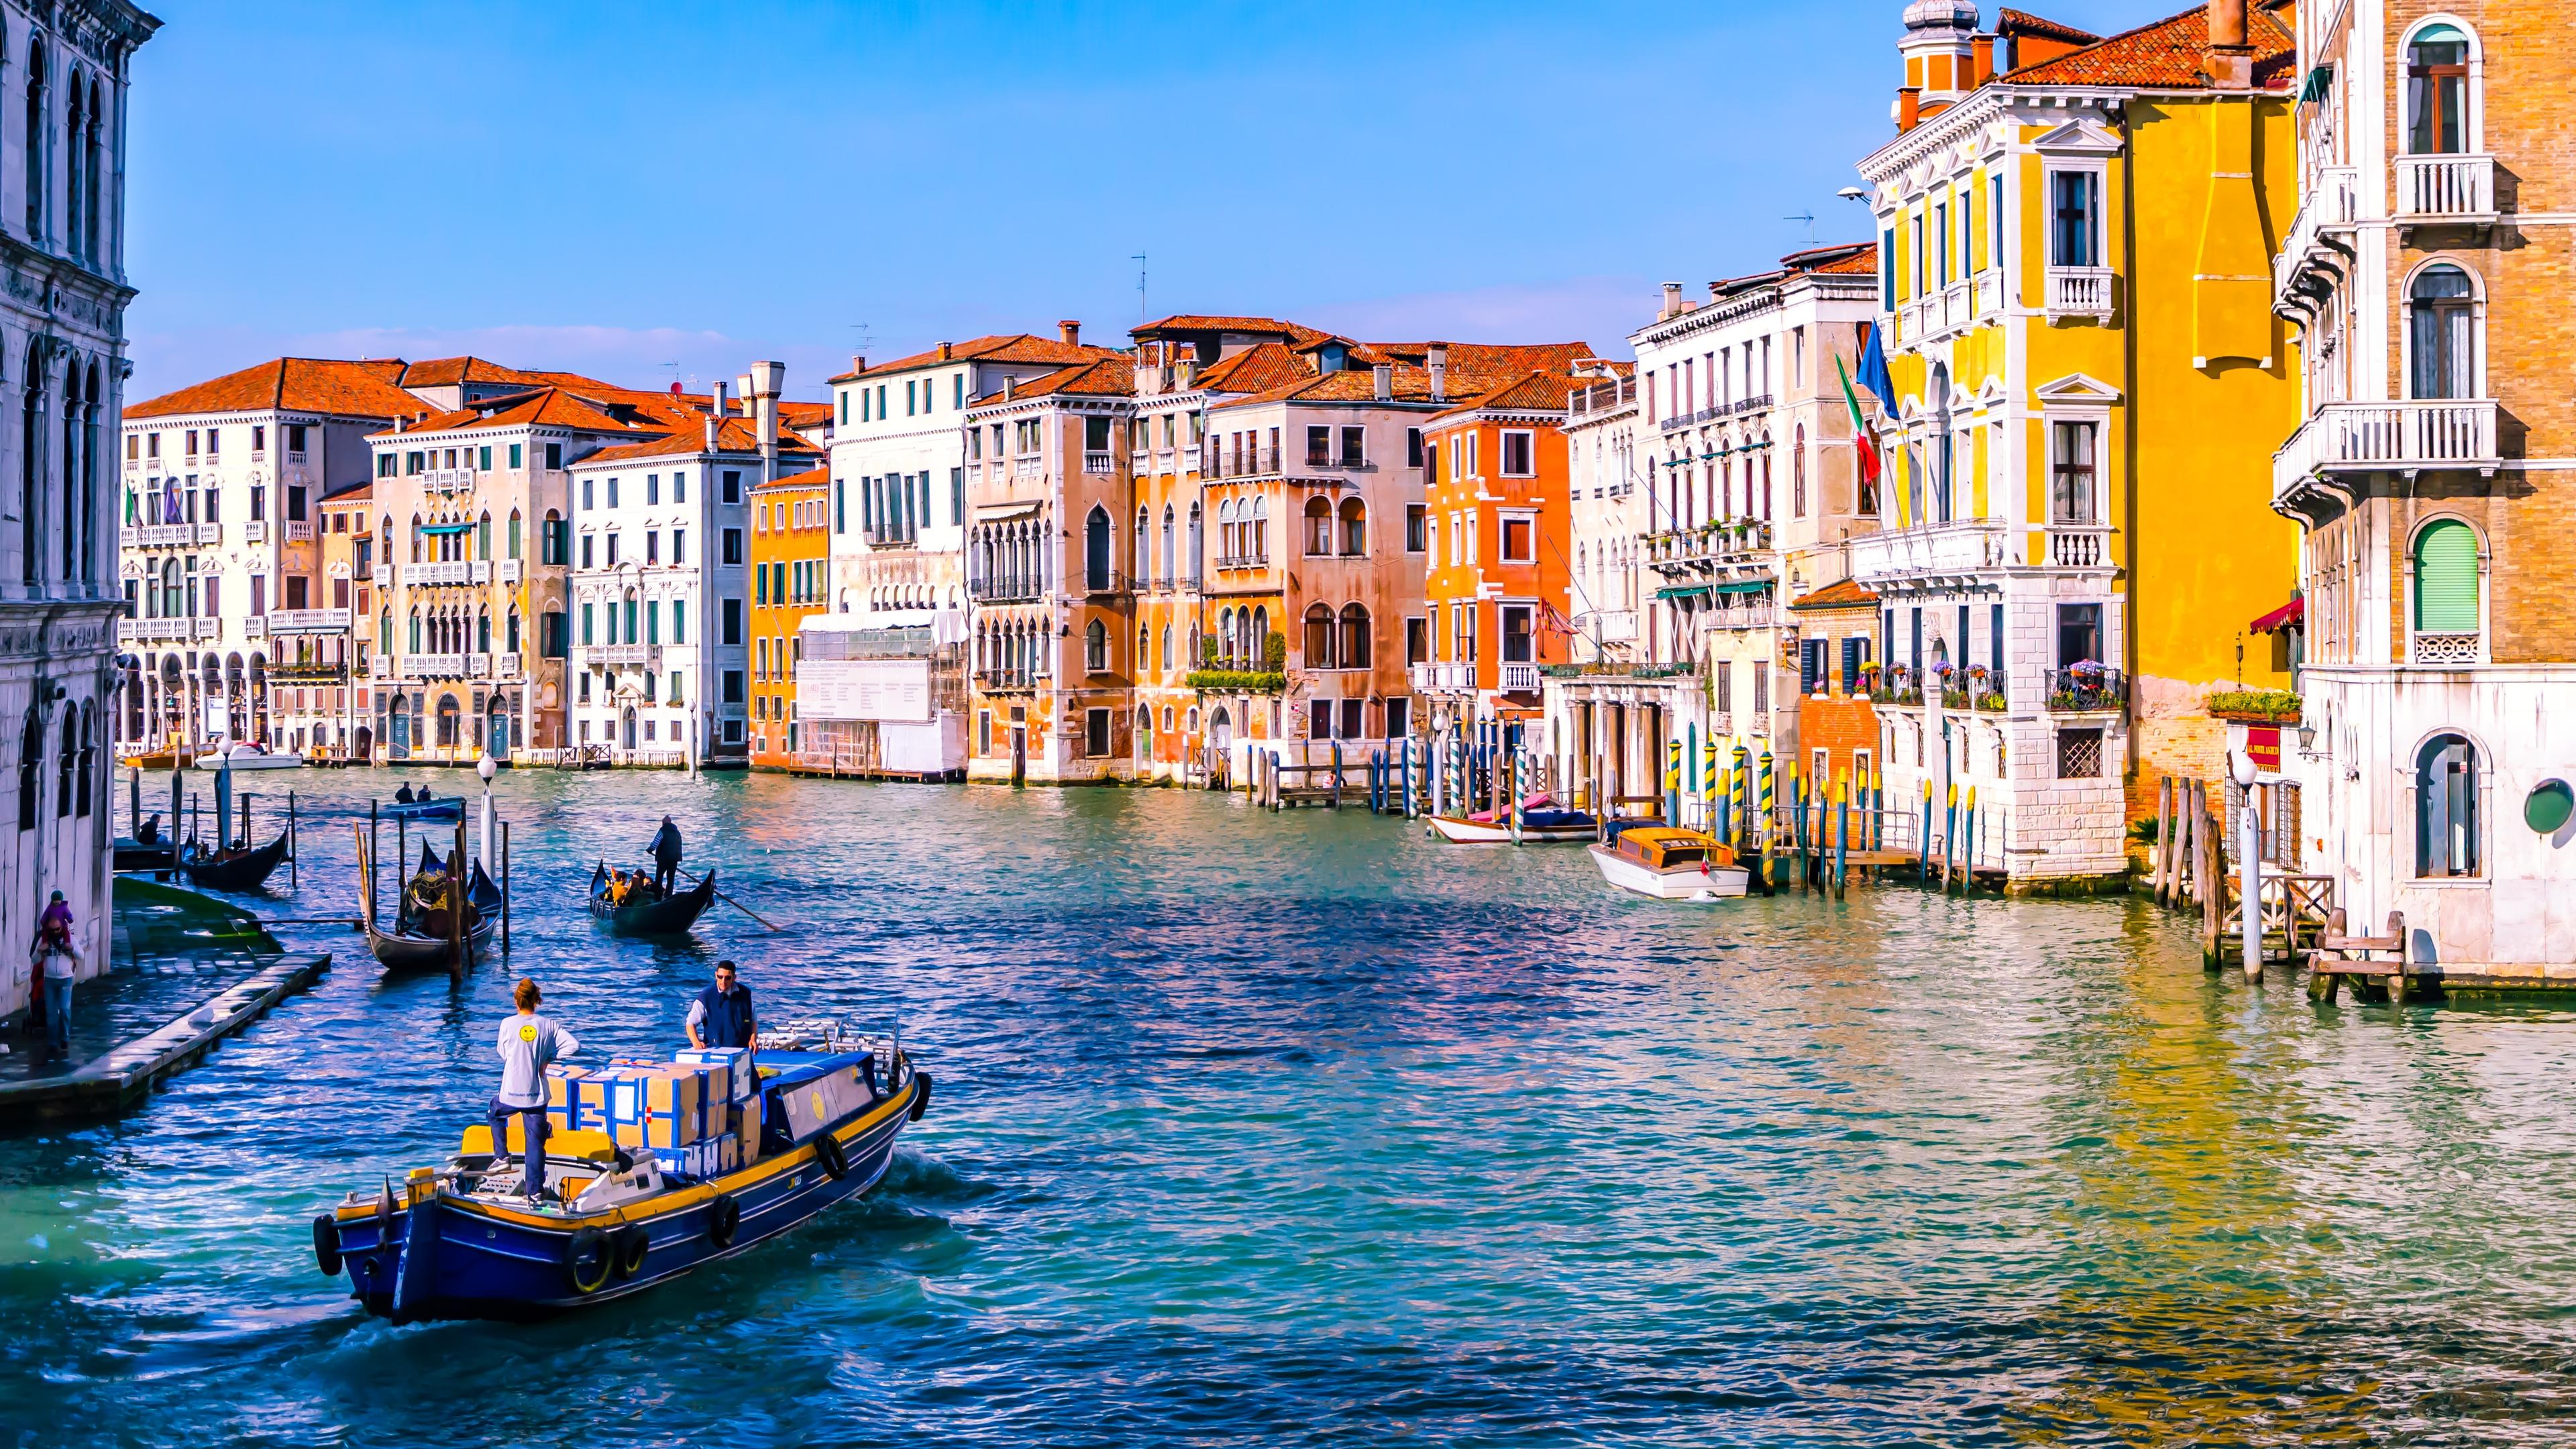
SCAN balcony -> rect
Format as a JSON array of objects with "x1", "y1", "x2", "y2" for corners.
[
  {"x1": 1409, "y1": 661, "x2": 1476, "y2": 692},
  {"x1": 2273, "y1": 399, "x2": 2500, "y2": 500},
  {"x1": 371, "y1": 655, "x2": 392, "y2": 679},
  {"x1": 2044, "y1": 266, "x2": 2113, "y2": 321},
  {"x1": 2044, "y1": 666, "x2": 2126, "y2": 712},
  {"x1": 467, "y1": 653, "x2": 493, "y2": 678},
  {"x1": 1082, "y1": 451, "x2": 1114, "y2": 474},
  {"x1": 1081, "y1": 570, "x2": 1130, "y2": 598},
  {"x1": 498, "y1": 558, "x2": 523, "y2": 584},
  {"x1": 1702, "y1": 602, "x2": 1779, "y2": 633},
  {"x1": 1867, "y1": 664, "x2": 1924, "y2": 706},
  {"x1": 119, "y1": 617, "x2": 209, "y2": 643},
  {"x1": 1567, "y1": 376, "x2": 1635, "y2": 419},
  {"x1": 401, "y1": 560, "x2": 491, "y2": 587},
  {"x1": 1499, "y1": 661, "x2": 1542, "y2": 694},
  {"x1": 1643, "y1": 520, "x2": 1772, "y2": 571},
  {"x1": 372, "y1": 565, "x2": 391, "y2": 587},
  {"x1": 2045, "y1": 524, "x2": 2112, "y2": 570},
  {"x1": 2274, "y1": 165, "x2": 2359, "y2": 305},
  {"x1": 244, "y1": 617, "x2": 266, "y2": 639},
  {"x1": 422, "y1": 468, "x2": 474, "y2": 494},
  {"x1": 267, "y1": 608, "x2": 352, "y2": 634},
  {"x1": 286, "y1": 521, "x2": 316, "y2": 543},
  {"x1": 2395, "y1": 154, "x2": 2496, "y2": 223},
  {"x1": 1541, "y1": 660, "x2": 1699, "y2": 683},
  {"x1": 405, "y1": 653, "x2": 468, "y2": 678},
  {"x1": 2410, "y1": 630, "x2": 2481, "y2": 665},
  {"x1": 243, "y1": 519, "x2": 268, "y2": 543},
  {"x1": 1013, "y1": 457, "x2": 1042, "y2": 481},
  {"x1": 586, "y1": 643, "x2": 655, "y2": 667},
  {"x1": 496, "y1": 653, "x2": 523, "y2": 680},
  {"x1": 123, "y1": 523, "x2": 197, "y2": 547},
  {"x1": 1849, "y1": 519, "x2": 2009, "y2": 588},
  {"x1": 1972, "y1": 270, "x2": 2002, "y2": 317},
  {"x1": 1938, "y1": 667, "x2": 2008, "y2": 711},
  {"x1": 971, "y1": 576, "x2": 1046, "y2": 604},
  {"x1": 1574, "y1": 608, "x2": 1638, "y2": 643}
]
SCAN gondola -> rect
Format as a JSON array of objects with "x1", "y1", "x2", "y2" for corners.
[
  {"x1": 178, "y1": 828, "x2": 293, "y2": 893},
  {"x1": 364, "y1": 837, "x2": 502, "y2": 972},
  {"x1": 588, "y1": 861, "x2": 718, "y2": 938}
]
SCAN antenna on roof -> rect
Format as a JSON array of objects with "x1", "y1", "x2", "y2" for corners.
[
  {"x1": 849, "y1": 322, "x2": 875, "y2": 357},
  {"x1": 1133, "y1": 252, "x2": 1147, "y2": 324},
  {"x1": 1786, "y1": 211, "x2": 1817, "y2": 243}
]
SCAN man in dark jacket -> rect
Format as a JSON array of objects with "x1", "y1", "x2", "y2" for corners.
[
  {"x1": 686, "y1": 960, "x2": 755, "y2": 1051},
  {"x1": 647, "y1": 816, "x2": 683, "y2": 897}
]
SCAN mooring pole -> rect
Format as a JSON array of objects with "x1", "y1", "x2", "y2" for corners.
[{"x1": 501, "y1": 819, "x2": 512, "y2": 955}]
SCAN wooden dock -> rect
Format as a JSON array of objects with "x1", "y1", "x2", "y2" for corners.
[{"x1": 1, "y1": 952, "x2": 332, "y2": 1126}]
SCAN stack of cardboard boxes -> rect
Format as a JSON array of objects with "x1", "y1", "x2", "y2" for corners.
[{"x1": 541, "y1": 1051, "x2": 764, "y2": 1181}]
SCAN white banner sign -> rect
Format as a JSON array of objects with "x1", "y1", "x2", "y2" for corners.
[{"x1": 802, "y1": 659, "x2": 933, "y2": 723}]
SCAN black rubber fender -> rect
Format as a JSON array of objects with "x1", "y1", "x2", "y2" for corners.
[
  {"x1": 564, "y1": 1226, "x2": 614, "y2": 1295},
  {"x1": 311, "y1": 1214, "x2": 343, "y2": 1277},
  {"x1": 706, "y1": 1193, "x2": 741, "y2": 1250},
  {"x1": 908, "y1": 1071, "x2": 932, "y2": 1122},
  {"x1": 814, "y1": 1131, "x2": 849, "y2": 1181},
  {"x1": 612, "y1": 1224, "x2": 650, "y2": 1279}
]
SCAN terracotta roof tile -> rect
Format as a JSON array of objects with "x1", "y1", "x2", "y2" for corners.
[
  {"x1": 1208, "y1": 364, "x2": 1454, "y2": 412},
  {"x1": 829, "y1": 333, "x2": 1122, "y2": 384},
  {"x1": 1790, "y1": 578, "x2": 1880, "y2": 610},
  {"x1": 127, "y1": 358, "x2": 423, "y2": 420},
  {"x1": 394, "y1": 356, "x2": 558, "y2": 390},
  {"x1": 1368, "y1": 340, "x2": 1602, "y2": 380},
  {"x1": 2002, "y1": 1, "x2": 2294, "y2": 88},
  {"x1": 1428, "y1": 370, "x2": 1577, "y2": 423},
  {"x1": 580, "y1": 415, "x2": 824, "y2": 465},
  {"x1": 370, "y1": 386, "x2": 665, "y2": 442},
  {"x1": 1994, "y1": 7, "x2": 2100, "y2": 44},
  {"x1": 1784, "y1": 241, "x2": 1880, "y2": 276},
  {"x1": 1132, "y1": 315, "x2": 1329, "y2": 347},
  {"x1": 1191, "y1": 341, "x2": 1312, "y2": 393},
  {"x1": 967, "y1": 356, "x2": 1135, "y2": 405},
  {"x1": 751, "y1": 465, "x2": 831, "y2": 495}
]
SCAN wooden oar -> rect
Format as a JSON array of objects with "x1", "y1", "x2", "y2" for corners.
[{"x1": 704, "y1": 873, "x2": 782, "y2": 931}]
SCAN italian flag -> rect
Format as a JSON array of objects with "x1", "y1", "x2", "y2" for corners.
[{"x1": 1837, "y1": 354, "x2": 1882, "y2": 488}]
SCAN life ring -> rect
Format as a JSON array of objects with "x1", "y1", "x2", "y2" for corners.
[
  {"x1": 707, "y1": 1193, "x2": 741, "y2": 1250},
  {"x1": 311, "y1": 1215, "x2": 343, "y2": 1277},
  {"x1": 564, "y1": 1226, "x2": 614, "y2": 1295},
  {"x1": 908, "y1": 1071, "x2": 932, "y2": 1122},
  {"x1": 612, "y1": 1224, "x2": 650, "y2": 1279},
  {"x1": 814, "y1": 1131, "x2": 849, "y2": 1181}
]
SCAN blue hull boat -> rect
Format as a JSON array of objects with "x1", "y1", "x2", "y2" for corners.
[
  {"x1": 314, "y1": 1050, "x2": 929, "y2": 1322},
  {"x1": 382, "y1": 798, "x2": 464, "y2": 822}
]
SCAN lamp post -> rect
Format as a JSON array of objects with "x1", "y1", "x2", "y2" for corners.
[
  {"x1": 477, "y1": 753, "x2": 496, "y2": 867},
  {"x1": 2231, "y1": 747, "x2": 2261, "y2": 981}
]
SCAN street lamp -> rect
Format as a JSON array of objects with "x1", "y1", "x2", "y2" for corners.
[
  {"x1": 477, "y1": 753, "x2": 497, "y2": 866},
  {"x1": 2231, "y1": 747, "x2": 2261, "y2": 981}
]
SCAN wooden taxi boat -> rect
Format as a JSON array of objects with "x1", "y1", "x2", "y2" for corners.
[
  {"x1": 1588, "y1": 823, "x2": 1750, "y2": 900},
  {"x1": 313, "y1": 1048, "x2": 930, "y2": 1323}
]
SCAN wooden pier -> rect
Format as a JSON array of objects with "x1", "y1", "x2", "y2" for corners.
[{"x1": 1, "y1": 951, "x2": 333, "y2": 1125}]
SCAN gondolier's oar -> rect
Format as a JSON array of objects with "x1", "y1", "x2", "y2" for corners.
[{"x1": 705, "y1": 875, "x2": 781, "y2": 931}]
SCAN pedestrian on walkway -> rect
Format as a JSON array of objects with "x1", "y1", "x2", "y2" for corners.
[{"x1": 30, "y1": 892, "x2": 82, "y2": 1059}]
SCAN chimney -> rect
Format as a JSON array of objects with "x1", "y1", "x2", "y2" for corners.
[
  {"x1": 1896, "y1": 87, "x2": 1923, "y2": 132},
  {"x1": 707, "y1": 380, "x2": 727, "y2": 452},
  {"x1": 1373, "y1": 363, "x2": 1393, "y2": 402},
  {"x1": 1426, "y1": 344, "x2": 1448, "y2": 402},
  {"x1": 1004, "y1": 376, "x2": 1016, "y2": 401},
  {"x1": 937, "y1": 340, "x2": 953, "y2": 362},
  {"x1": 746, "y1": 360, "x2": 784, "y2": 483},
  {"x1": 2205, "y1": 0, "x2": 2253, "y2": 87},
  {"x1": 1660, "y1": 281, "x2": 1684, "y2": 319},
  {"x1": 1971, "y1": 34, "x2": 1994, "y2": 85},
  {"x1": 1059, "y1": 319, "x2": 1081, "y2": 347},
  {"x1": 850, "y1": 354, "x2": 866, "y2": 374}
]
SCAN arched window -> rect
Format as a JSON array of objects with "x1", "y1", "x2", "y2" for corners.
[
  {"x1": 83, "y1": 78, "x2": 104, "y2": 262},
  {"x1": 2416, "y1": 733, "x2": 2480, "y2": 877},
  {"x1": 23, "y1": 44, "x2": 44, "y2": 239},
  {"x1": 1160, "y1": 506, "x2": 1175, "y2": 586},
  {"x1": 435, "y1": 694, "x2": 462, "y2": 748},
  {"x1": 1218, "y1": 606, "x2": 1236, "y2": 666},
  {"x1": 477, "y1": 610, "x2": 492, "y2": 653},
  {"x1": 1085, "y1": 618, "x2": 1108, "y2": 673},
  {"x1": 2405, "y1": 22, "x2": 2472, "y2": 155},
  {"x1": 1250, "y1": 498, "x2": 1269, "y2": 561},
  {"x1": 409, "y1": 610, "x2": 421, "y2": 654},
  {"x1": 2412, "y1": 517, "x2": 2480, "y2": 649},
  {"x1": 1085, "y1": 506, "x2": 1111, "y2": 590},
  {"x1": 1339, "y1": 603, "x2": 1371, "y2": 669},
  {"x1": 1252, "y1": 606, "x2": 1269, "y2": 664},
  {"x1": 1303, "y1": 604, "x2": 1335, "y2": 668},
  {"x1": 76, "y1": 702, "x2": 93, "y2": 816},
  {"x1": 21, "y1": 341, "x2": 44, "y2": 586},
  {"x1": 478, "y1": 511, "x2": 492, "y2": 560},
  {"x1": 1159, "y1": 625, "x2": 1172, "y2": 674},
  {"x1": 2408, "y1": 264, "x2": 2477, "y2": 399},
  {"x1": 1303, "y1": 496, "x2": 1333, "y2": 556},
  {"x1": 1136, "y1": 623, "x2": 1148, "y2": 669},
  {"x1": 409, "y1": 513, "x2": 425, "y2": 562},
  {"x1": 56, "y1": 706, "x2": 76, "y2": 817},
  {"x1": 1793, "y1": 423, "x2": 1808, "y2": 517},
  {"x1": 160, "y1": 557, "x2": 180, "y2": 618},
  {"x1": 1338, "y1": 498, "x2": 1366, "y2": 556},
  {"x1": 508, "y1": 509, "x2": 523, "y2": 559},
  {"x1": 17, "y1": 706, "x2": 40, "y2": 830},
  {"x1": 542, "y1": 508, "x2": 564, "y2": 565},
  {"x1": 1187, "y1": 502, "x2": 1203, "y2": 586},
  {"x1": 507, "y1": 608, "x2": 522, "y2": 653},
  {"x1": 380, "y1": 608, "x2": 392, "y2": 654},
  {"x1": 78, "y1": 361, "x2": 100, "y2": 581},
  {"x1": 1134, "y1": 506, "x2": 1149, "y2": 582}
]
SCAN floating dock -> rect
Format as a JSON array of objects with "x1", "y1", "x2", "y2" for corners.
[{"x1": 1, "y1": 952, "x2": 331, "y2": 1126}]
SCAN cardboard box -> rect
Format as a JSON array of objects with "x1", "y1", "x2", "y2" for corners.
[
  {"x1": 647, "y1": 1132, "x2": 735, "y2": 1181},
  {"x1": 604, "y1": 1063, "x2": 710, "y2": 1149},
  {"x1": 677, "y1": 1048, "x2": 752, "y2": 1102},
  {"x1": 733, "y1": 1096, "x2": 764, "y2": 1163},
  {"x1": 543, "y1": 1066, "x2": 596, "y2": 1136}
]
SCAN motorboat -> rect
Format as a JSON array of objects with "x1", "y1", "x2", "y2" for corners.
[
  {"x1": 1588, "y1": 822, "x2": 1750, "y2": 900},
  {"x1": 191, "y1": 741, "x2": 305, "y2": 771},
  {"x1": 1426, "y1": 809, "x2": 1600, "y2": 844},
  {"x1": 382, "y1": 794, "x2": 465, "y2": 822},
  {"x1": 312, "y1": 1044, "x2": 930, "y2": 1323}
]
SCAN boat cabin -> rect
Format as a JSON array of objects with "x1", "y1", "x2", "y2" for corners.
[{"x1": 1615, "y1": 826, "x2": 1730, "y2": 871}]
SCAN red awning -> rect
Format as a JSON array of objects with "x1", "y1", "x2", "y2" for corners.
[{"x1": 2249, "y1": 595, "x2": 2304, "y2": 633}]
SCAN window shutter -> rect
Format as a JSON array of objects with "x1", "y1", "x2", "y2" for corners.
[{"x1": 2413, "y1": 520, "x2": 2479, "y2": 632}]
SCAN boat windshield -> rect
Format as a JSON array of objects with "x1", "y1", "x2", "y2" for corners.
[{"x1": 1656, "y1": 845, "x2": 1706, "y2": 865}]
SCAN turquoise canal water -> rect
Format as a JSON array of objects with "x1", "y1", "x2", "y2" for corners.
[{"x1": 7, "y1": 770, "x2": 2576, "y2": 1446}]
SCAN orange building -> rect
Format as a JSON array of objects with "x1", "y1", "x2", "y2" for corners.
[
  {"x1": 1415, "y1": 370, "x2": 1593, "y2": 728},
  {"x1": 1786, "y1": 576, "x2": 1881, "y2": 790},
  {"x1": 747, "y1": 465, "x2": 830, "y2": 769}
]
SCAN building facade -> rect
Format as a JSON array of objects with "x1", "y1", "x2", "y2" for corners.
[
  {"x1": 2270, "y1": 0, "x2": 2576, "y2": 968},
  {"x1": 1849, "y1": 0, "x2": 2300, "y2": 890},
  {"x1": 4, "y1": 0, "x2": 154, "y2": 1017},
  {"x1": 748, "y1": 464, "x2": 828, "y2": 769},
  {"x1": 1416, "y1": 370, "x2": 1582, "y2": 729}
]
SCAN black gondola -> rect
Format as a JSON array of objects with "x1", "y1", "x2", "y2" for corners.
[
  {"x1": 366, "y1": 838, "x2": 502, "y2": 973},
  {"x1": 178, "y1": 828, "x2": 293, "y2": 893},
  {"x1": 588, "y1": 860, "x2": 718, "y2": 938}
]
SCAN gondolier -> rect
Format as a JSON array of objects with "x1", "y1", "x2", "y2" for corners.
[
  {"x1": 686, "y1": 960, "x2": 756, "y2": 1051},
  {"x1": 490, "y1": 978, "x2": 580, "y2": 1201},
  {"x1": 647, "y1": 816, "x2": 684, "y2": 898}
]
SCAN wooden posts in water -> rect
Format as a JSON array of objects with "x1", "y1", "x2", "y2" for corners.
[
  {"x1": 448, "y1": 816, "x2": 468, "y2": 979},
  {"x1": 1917, "y1": 780, "x2": 1933, "y2": 883},
  {"x1": 287, "y1": 790, "x2": 298, "y2": 890},
  {"x1": 1833, "y1": 772, "x2": 1851, "y2": 900},
  {"x1": 1957, "y1": 786, "x2": 1978, "y2": 896},
  {"x1": 2151, "y1": 775, "x2": 2176, "y2": 905},
  {"x1": 500, "y1": 818, "x2": 511, "y2": 955}
]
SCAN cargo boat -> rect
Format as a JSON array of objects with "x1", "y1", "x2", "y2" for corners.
[{"x1": 313, "y1": 1046, "x2": 930, "y2": 1322}]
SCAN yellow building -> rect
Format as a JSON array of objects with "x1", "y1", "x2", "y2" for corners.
[{"x1": 1847, "y1": 0, "x2": 2300, "y2": 889}]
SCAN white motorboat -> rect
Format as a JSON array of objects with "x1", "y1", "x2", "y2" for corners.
[
  {"x1": 192, "y1": 741, "x2": 305, "y2": 771},
  {"x1": 1426, "y1": 812, "x2": 1599, "y2": 845},
  {"x1": 1588, "y1": 826, "x2": 1749, "y2": 900}
]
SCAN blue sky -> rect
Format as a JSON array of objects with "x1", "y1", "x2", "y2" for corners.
[{"x1": 125, "y1": 0, "x2": 2161, "y2": 402}]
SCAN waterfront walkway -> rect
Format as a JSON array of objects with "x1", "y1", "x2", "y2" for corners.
[{"x1": 0, "y1": 951, "x2": 331, "y2": 1124}]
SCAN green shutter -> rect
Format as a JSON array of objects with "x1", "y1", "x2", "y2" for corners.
[{"x1": 2414, "y1": 519, "x2": 2479, "y2": 631}]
